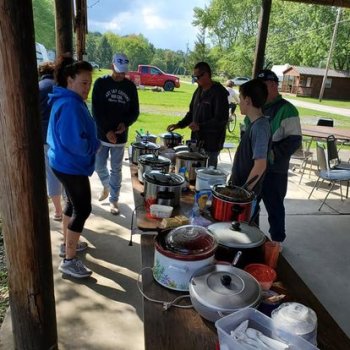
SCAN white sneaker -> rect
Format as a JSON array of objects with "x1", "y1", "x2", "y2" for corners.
[
  {"x1": 110, "y1": 201, "x2": 119, "y2": 215},
  {"x1": 58, "y1": 258, "x2": 92, "y2": 278},
  {"x1": 98, "y1": 187, "x2": 109, "y2": 201}
]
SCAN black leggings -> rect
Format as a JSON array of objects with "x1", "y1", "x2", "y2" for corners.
[{"x1": 52, "y1": 168, "x2": 92, "y2": 233}]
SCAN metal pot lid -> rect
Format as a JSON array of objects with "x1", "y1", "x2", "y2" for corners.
[
  {"x1": 131, "y1": 141, "x2": 160, "y2": 150},
  {"x1": 143, "y1": 170, "x2": 184, "y2": 186},
  {"x1": 212, "y1": 184, "x2": 254, "y2": 203},
  {"x1": 164, "y1": 225, "x2": 217, "y2": 256},
  {"x1": 159, "y1": 132, "x2": 183, "y2": 140},
  {"x1": 208, "y1": 222, "x2": 265, "y2": 248},
  {"x1": 138, "y1": 154, "x2": 171, "y2": 166},
  {"x1": 190, "y1": 264, "x2": 261, "y2": 311},
  {"x1": 196, "y1": 167, "x2": 227, "y2": 178},
  {"x1": 176, "y1": 151, "x2": 208, "y2": 161}
]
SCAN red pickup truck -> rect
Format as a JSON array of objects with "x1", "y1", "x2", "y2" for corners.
[{"x1": 126, "y1": 65, "x2": 180, "y2": 91}]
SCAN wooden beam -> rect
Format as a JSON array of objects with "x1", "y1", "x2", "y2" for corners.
[
  {"x1": 283, "y1": 0, "x2": 350, "y2": 8},
  {"x1": 55, "y1": 0, "x2": 74, "y2": 57},
  {"x1": 75, "y1": 0, "x2": 87, "y2": 60},
  {"x1": 252, "y1": 0, "x2": 272, "y2": 78},
  {"x1": 0, "y1": 1, "x2": 58, "y2": 349}
]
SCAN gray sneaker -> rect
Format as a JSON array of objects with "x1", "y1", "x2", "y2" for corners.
[
  {"x1": 58, "y1": 258, "x2": 92, "y2": 278},
  {"x1": 59, "y1": 241, "x2": 88, "y2": 258}
]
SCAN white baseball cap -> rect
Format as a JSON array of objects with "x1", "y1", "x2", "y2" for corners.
[{"x1": 112, "y1": 53, "x2": 129, "y2": 73}]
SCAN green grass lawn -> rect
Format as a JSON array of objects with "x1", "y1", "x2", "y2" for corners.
[
  {"x1": 284, "y1": 94, "x2": 350, "y2": 108},
  {"x1": 88, "y1": 69, "x2": 350, "y2": 148}
]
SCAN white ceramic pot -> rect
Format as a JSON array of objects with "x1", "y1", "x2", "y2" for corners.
[
  {"x1": 195, "y1": 167, "x2": 228, "y2": 191},
  {"x1": 153, "y1": 225, "x2": 217, "y2": 291}
]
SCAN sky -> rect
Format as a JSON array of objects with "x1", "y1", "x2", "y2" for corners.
[{"x1": 87, "y1": 0, "x2": 210, "y2": 51}]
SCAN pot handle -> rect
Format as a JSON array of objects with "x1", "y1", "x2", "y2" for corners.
[{"x1": 169, "y1": 264, "x2": 189, "y2": 274}]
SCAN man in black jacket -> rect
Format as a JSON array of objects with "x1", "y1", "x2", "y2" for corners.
[
  {"x1": 167, "y1": 62, "x2": 229, "y2": 167},
  {"x1": 92, "y1": 53, "x2": 139, "y2": 214}
]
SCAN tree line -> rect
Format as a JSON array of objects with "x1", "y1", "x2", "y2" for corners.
[{"x1": 33, "y1": 0, "x2": 350, "y2": 78}]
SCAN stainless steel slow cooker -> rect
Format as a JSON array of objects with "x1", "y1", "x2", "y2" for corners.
[
  {"x1": 143, "y1": 170, "x2": 184, "y2": 208},
  {"x1": 153, "y1": 225, "x2": 218, "y2": 291},
  {"x1": 131, "y1": 141, "x2": 160, "y2": 165},
  {"x1": 189, "y1": 263, "x2": 261, "y2": 322},
  {"x1": 208, "y1": 221, "x2": 266, "y2": 268},
  {"x1": 137, "y1": 154, "x2": 171, "y2": 183},
  {"x1": 159, "y1": 132, "x2": 183, "y2": 148},
  {"x1": 175, "y1": 151, "x2": 208, "y2": 184},
  {"x1": 195, "y1": 167, "x2": 228, "y2": 191},
  {"x1": 135, "y1": 132, "x2": 157, "y2": 144}
]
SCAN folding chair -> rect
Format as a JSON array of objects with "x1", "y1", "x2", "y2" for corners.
[
  {"x1": 326, "y1": 135, "x2": 350, "y2": 170},
  {"x1": 291, "y1": 138, "x2": 313, "y2": 184},
  {"x1": 308, "y1": 142, "x2": 350, "y2": 211}
]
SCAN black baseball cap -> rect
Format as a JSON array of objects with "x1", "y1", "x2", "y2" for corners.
[{"x1": 256, "y1": 69, "x2": 279, "y2": 83}]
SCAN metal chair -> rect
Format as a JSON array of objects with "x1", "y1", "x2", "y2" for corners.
[
  {"x1": 291, "y1": 138, "x2": 313, "y2": 184},
  {"x1": 326, "y1": 135, "x2": 350, "y2": 170},
  {"x1": 308, "y1": 142, "x2": 350, "y2": 211}
]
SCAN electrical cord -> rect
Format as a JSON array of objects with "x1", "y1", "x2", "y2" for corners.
[
  {"x1": 128, "y1": 204, "x2": 146, "y2": 246},
  {"x1": 137, "y1": 267, "x2": 193, "y2": 311}
]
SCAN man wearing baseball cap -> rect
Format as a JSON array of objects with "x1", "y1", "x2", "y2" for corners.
[
  {"x1": 253, "y1": 69, "x2": 302, "y2": 247},
  {"x1": 92, "y1": 53, "x2": 139, "y2": 214}
]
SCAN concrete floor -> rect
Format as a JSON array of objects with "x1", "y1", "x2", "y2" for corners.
[{"x1": 1, "y1": 149, "x2": 350, "y2": 349}]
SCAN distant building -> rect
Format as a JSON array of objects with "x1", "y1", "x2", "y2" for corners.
[
  {"x1": 271, "y1": 64, "x2": 290, "y2": 88},
  {"x1": 281, "y1": 66, "x2": 350, "y2": 100},
  {"x1": 36, "y1": 42, "x2": 49, "y2": 65}
]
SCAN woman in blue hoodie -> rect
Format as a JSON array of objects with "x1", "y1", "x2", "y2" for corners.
[{"x1": 47, "y1": 58, "x2": 100, "y2": 278}]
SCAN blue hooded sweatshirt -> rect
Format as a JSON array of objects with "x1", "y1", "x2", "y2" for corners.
[{"x1": 46, "y1": 86, "x2": 100, "y2": 176}]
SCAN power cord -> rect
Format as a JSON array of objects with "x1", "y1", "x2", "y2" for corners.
[
  {"x1": 128, "y1": 204, "x2": 146, "y2": 246},
  {"x1": 137, "y1": 267, "x2": 193, "y2": 311}
]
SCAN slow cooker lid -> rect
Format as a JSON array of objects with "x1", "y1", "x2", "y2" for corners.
[
  {"x1": 176, "y1": 151, "x2": 208, "y2": 161},
  {"x1": 132, "y1": 141, "x2": 159, "y2": 150},
  {"x1": 190, "y1": 264, "x2": 261, "y2": 310},
  {"x1": 144, "y1": 170, "x2": 184, "y2": 186},
  {"x1": 139, "y1": 154, "x2": 171, "y2": 166},
  {"x1": 159, "y1": 132, "x2": 183, "y2": 140},
  {"x1": 208, "y1": 222, "x2": 265, "y2": 248},
  {"x1": 196, "y1": 167, "x2": 227, "y2": 177},
  {"x1": 164, "y1": 225, "x2": 217, "y2": 256}
]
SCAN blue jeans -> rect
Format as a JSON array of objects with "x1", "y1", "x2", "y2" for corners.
[{"x1": 95, "y1": 144, "x2": 125, "y2": 203}]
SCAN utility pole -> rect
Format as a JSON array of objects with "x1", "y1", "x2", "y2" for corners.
[{"x1": 319, "y1": 7, "x2": 342, "y2": 102}]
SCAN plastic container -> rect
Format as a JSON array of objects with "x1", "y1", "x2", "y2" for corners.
[
  {"x1": 150, "y1": 204, "x2": 173, "y2": 218},
  {"x1": 244, "y1": 263, "x2": 277, "y2": 290},
  {"x1": 215, "y1": 308, "x2": 319, "y2": 350}
]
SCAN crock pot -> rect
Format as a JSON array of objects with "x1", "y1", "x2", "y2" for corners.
[
  {"x1": 189, "y1": 263, "x2": 261, "y2": 322},
  {"x1": 131, "y1": 141, "x2": 160, "y2": 165},
  {"x1": 137, "y1": 154, "x2": 171, "y2": 183},
  {"x1": 208, "y1": 221, "x2": 265, "y2": 268},
  {"x1": 153, "y1": 225, "x2": 218, "y2": 291},
  {"x1": 159, "y1": 132, "x2": 183, "y2": 148},
  {"x1": 211, "y1": 184, "x2": 254, "y2": 222},
  {"x1": 135, "y1": 132, "x2": 157, "y2": 144},
  {"x1": 195, "y1": 167, "x2": 228, "y2": 191},
  {"x1": 143, "y1": 170, "x2": 184, "y2": 208},
  {"x1": 175, "y1": 151, "x2": 208, "y2": 184}
]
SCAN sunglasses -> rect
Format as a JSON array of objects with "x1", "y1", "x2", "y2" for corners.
[{"x1": 192, "y1": 72, "x2": 205, "y2": 81}]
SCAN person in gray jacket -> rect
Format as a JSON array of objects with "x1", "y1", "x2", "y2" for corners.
[{"x1": 167, "y1": 62, "x2": 229, "y2": 167}]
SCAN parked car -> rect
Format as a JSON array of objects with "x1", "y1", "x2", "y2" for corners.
[
  {"x1": 232, "y1": 77, "x2": 250, "y2": 86},
  {"x1": 126, "y1": 65, "x2": 180, "y2": 91}
]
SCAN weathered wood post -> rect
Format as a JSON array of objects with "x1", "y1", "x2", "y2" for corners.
[
  {"x1": 252, "y1": 0, "x2": 272, "y2": 78},
  {"x1": 75, "y1": 0, "x2": 88, "y2": 60},
  {"x1": 55, "y1": 0, "x2": 74, "y2": 57},
  {"x1": 0, "y1": 0, "x2": 58, "y2": 349}
]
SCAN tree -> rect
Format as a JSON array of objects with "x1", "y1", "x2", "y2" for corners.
[
  {"x1": 96, "y1": 35, "x2": 113, "y2": 68},
  {"x1": 86, "y1": 32, "x2": 103, "y2": 63}
]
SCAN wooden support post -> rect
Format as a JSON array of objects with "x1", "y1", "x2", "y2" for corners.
[
  {"x1": 252, "y1": 0, "x2": 272, "y2": 78},
  {"x1": 55, "y1": 0, "x2": 74, "y2": 57},
  {"x1": 75, "y1": 0, "x2": 87, "y2": 61},
  {"x1": 0, "y1": 1, "x2": 58, "y2": 349}
]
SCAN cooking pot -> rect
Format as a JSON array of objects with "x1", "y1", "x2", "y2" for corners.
[
  {"x1": 153, "y1": 225, "x2": 218, "y2": 291},
  {"x1": 195, "y1": 167, "x2": 228, "y2": 191},
  {"x1": 211, "y1": 184, "x2": 254, "y2": 222},
  {"x1": 135, "y1": 132, "x2": 158, "y2": 144},
  {"x1": 175, "y1": 151, "x2": 208, "y2": 184},
  {"x1": 159, "y1": 132, "x2": 183, "y2": 148},
  {"x1": 143, "y1": 170, "x2": 184, "y2": 209},
  {"x1": 189, "y1": 263, "x2": 261, "y2": 322},
  {"x1": 137, "y1": 154, "x2": 171, "y2": 183},
  {"x1": 208, "y1": 221, "x2": 265, "y2": 268},
  {"x1": 131, "y1": 141, "x2": 160, "y2": 165}
]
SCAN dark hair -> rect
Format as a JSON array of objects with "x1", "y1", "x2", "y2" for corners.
[
  {"x1": 194, "y1": 62, "x2": 212, "y2": 78},
  {"x1": 239, "y1": 79, "x2": 268, "y2": 108},
  {"x1": 54, "y1": 56, "x2": 93, "y2": 87},
  {"x1": 38, "y1": 61, "x2": 55, "y2": 77}
]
